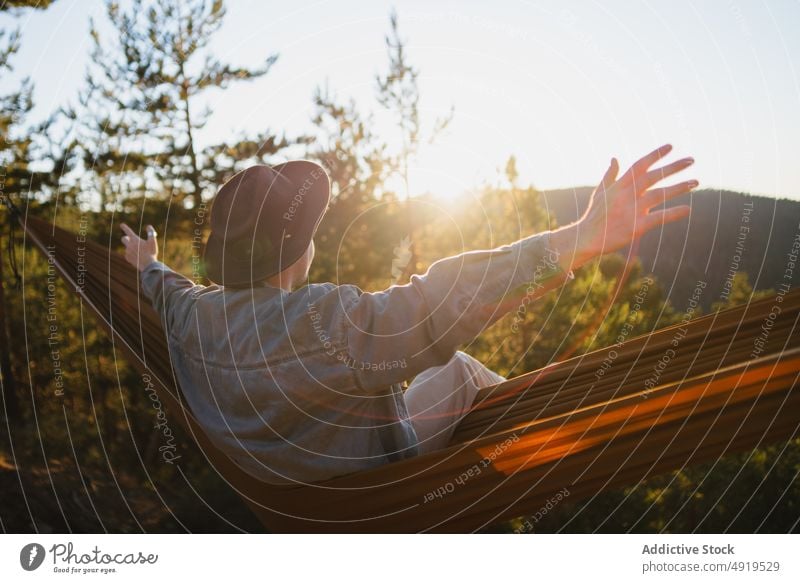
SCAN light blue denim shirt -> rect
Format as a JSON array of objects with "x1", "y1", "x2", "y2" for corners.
[{"x1": 139, "y1": 230, "x2": 566, "y2": 485}]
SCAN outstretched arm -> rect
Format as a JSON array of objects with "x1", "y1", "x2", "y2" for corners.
[{"x1": 333, "y1": 143, "x2": 696, "y2": 392}]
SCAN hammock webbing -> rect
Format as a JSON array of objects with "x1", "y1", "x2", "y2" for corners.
[{"x1": 18, "y1": 213, "x2": 800, "y2": 532}]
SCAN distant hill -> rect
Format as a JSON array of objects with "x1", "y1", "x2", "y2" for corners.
[{"x1": 538, "y1": 187, "x2": 800, "y2": 311}]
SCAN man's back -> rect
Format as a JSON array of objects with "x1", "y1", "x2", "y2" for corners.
[{"x1": 142, "y1": 272, "x2": 419, "y2": 485}]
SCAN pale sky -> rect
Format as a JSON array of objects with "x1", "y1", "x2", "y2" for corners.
[{"x1": 3, "y1": 0, "x2": 800, "y2": 200}]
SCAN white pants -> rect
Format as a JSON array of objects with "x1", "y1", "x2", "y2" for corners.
[{"x1": 404, "y1": 351, "x2": 505, "y2": 454}]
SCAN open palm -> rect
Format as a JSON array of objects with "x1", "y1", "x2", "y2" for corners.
[{"x1": 578, "y1": 144, "x2": 697, "y2": 258}]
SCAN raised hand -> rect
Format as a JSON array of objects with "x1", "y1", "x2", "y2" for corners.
[
  {"x1": 556, "y1": 144, "x2": 697, "y2": 271},
  {"x1": 120, "y1": 222, "x2": 159, "y2": 272}
]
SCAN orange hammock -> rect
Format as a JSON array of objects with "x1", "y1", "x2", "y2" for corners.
[{"x1": 16, "y1": 213, "x2": 800, "y2": 532}]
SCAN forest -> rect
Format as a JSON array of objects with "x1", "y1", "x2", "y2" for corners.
[{"x1": 1, "y1": 0, "x2": 798, "y2": 533}]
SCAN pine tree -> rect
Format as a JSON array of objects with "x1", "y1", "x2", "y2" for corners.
[
  {"x1": 75, "y1": 0, "x2": 283, "y2": 210},
  {"x1": 0, "y1": 0, "x2": 57, "y2": 423},
  {"x1": 307, "y1": 83, "x2": 394, "y2": 287},
  {"x1": 375, "y1": 9, "x2": 453, "y2": 282}
]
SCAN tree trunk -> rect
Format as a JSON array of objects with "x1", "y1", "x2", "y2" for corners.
[
  {"x1": 0, "y1": 215, "x2": 19, "y2": 421},
  {"x1": 179, "y1": 72, "x2": 202, "y2": 209}
]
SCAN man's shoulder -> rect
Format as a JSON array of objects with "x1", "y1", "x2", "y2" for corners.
[
  {"x1": 293, "y1": 281, "x2": 363, "y2": 299},
  {"x1": 285, "y1": 282, "x2": 367, "y2": 316}
]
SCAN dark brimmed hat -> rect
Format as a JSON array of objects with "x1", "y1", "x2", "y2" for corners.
[{"x1": 202, "y1": 160, "x2": 330, "y2": 287}]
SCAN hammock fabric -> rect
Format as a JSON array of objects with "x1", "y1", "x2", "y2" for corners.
[{"x1": 17, "y1": 212, "x2": 800, "y2": 533}]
